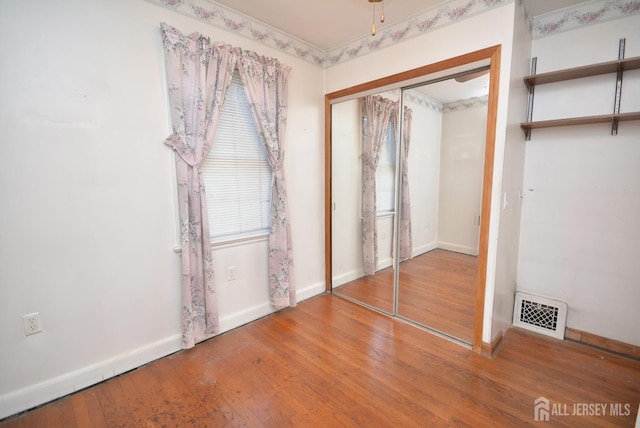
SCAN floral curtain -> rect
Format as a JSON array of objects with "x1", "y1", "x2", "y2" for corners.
[
  {"x1": 161, "y1": 23, "x2": 238, "y2": 349},
  {"x1": 236, "y1": 49, "x2": 296, "y2": 309},
  {"x1": 399, "y1": 106, "x2": 413, "y2": 261},
  {"x1": 361, "y1": 95, "x2": 398, "y2": 276}
]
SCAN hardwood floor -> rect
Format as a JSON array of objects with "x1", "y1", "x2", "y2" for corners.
[
  {"x1": 398, "y1": 249, "x2": 477, "y2": 343},
  {"x1": 2, "y1": 294, "x2": 639, "y2": 427},
  {"x1": 334, "y1": 249, "x2": 477, "y2": 343},
  {"x1": 333, "y1": 265, "x2": 395, "y2": 313}
]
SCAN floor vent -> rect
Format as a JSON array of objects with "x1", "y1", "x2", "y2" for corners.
[{"x1": 513, "y1": 292, "x2": 567, "y2": 340}]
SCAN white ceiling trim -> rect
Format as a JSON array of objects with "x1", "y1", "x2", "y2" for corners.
[{"x1": 531, "y1": 0, "x2": 640, "y2": 39}]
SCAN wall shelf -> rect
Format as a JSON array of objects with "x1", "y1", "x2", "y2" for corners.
[
  {"x1": 521, "y1": 39, "x2": 640, "y2": 138},
  {"x1": 523, "y1": 56, "x2": 640, "y2": 87},
  {"x1": 521, "y1": 112, "x2": 640, "y2": 130}
]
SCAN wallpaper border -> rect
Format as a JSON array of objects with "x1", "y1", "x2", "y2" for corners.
[{"x1": 145, "y1": 0, "x2": 640, "y2": 66}]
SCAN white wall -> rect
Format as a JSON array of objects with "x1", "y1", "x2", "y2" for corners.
[
  {"x1": 438, "y1": 105, "x2": 487, "y2": 255},
  {"x1": 490, "y1": 1, "x2": 531, "y2": 343},
  {"x1": 0, "y1": 0, "x2": 325, "y2": 418},
  {"x1": 331, "y1": 99, "x2": 363, "y2": 286},
  {"x1": 518, "y1": 15, "x2": 640, "y2": 346},
  {"x1": 405, "y1": 95, "x2": 441, "y2": 257},
  {"x1": 326, "y1": 4, "x2": 517, "y2": 344}
]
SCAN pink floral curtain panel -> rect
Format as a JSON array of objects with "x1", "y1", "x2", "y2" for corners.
[
  {"x1": 161, "y1": 23, "x2": 237, "y2": 349},
  {"x1": 237, "y1": 50, "x2": 296, "y2": 309},
  {"x1": 161, "y1": 24, "x2": 296, "y2": 347},
  {"x1": 361, "y1": 95, "x2": 398, "y2": 276},
  {"x1": 399, "y1": 106, "x2": 413, "y2": 261}
]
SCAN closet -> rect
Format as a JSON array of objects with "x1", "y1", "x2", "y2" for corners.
[{"x1": 325, "y1": 47, "x2": 501, "y2": 349}]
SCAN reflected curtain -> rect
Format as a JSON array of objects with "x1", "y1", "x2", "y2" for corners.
[
  {"x1": 399, "y1": 106, "x2": 413, "y2": 261},
  {"x1": 161, "y1": 23, "x2": 237, "y2": 349},
  {"x1": 361, "y1": 95, "x2": 398, "y2": 275},
  {"x1": 236, "y1": 49, "x2": 296, "y2": 309}
]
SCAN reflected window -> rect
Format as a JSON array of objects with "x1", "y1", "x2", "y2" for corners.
[{"x1": 376, "y1": 120, "x2": 396, "y2": 213}]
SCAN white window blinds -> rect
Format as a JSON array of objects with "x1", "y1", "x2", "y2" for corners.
[
  {"x1": 376, "y1": 121, "x2": 396, "y2": 213},
  {"x1": 201, "y1": 71, "x2": 272, "y2": 243}
]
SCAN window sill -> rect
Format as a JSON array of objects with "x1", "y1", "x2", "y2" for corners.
[
  {"x1": 173, "y1": 232, "x2": 269, "y2": 255},
  {"x1": 212, "y1": 232, "x2": 269, "y2": 250},
  {"x1": 377, "y1": 211, "x2": 396, "y2": 220}
]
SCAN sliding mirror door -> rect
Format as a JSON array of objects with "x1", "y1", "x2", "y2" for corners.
[
  {"x1": 396, "y1": 73, "x2": 489, "y2": 344},
  {"x1": 331, "y1": 91, "x2": 400, "y2": 314},
  {"x1": 326, "y1": 46, "x2": 500, "y2": 350}
]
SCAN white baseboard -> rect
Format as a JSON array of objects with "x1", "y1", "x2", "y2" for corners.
[
  {"x1": 0, "y1": 281, "x2": 326, "y2": 421},
  {"x1": 332, "y1": 268, "x2": 365, "y2": 288},
  {"x1": 437, "y1": 241, "x2": 478, "y2": 256},
  {"x1": 332, "y1": 259, "x2": 392, "y2": 289},
  {"x1": 378, "y1": 256, "x2": 393, "y2": 270},
  {"x1": 296, "y1": 281, "x2": 326, "y2": 302},
  {"x1": 412, "y1": 242, "x2": 437, "y2": 258},
  {"x1": 0, "y1": 334, "x2": 182, "y2": 420},
  {"x1": 218, "y1": 280, "x2": 325, "y2": 333}
]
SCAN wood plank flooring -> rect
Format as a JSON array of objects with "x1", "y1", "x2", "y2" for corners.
[
  {"x1": 398, "y1": 249, "x2": 477, "y2": 343},
  {"x1": 334, "y1": 249, "x2": 477, "y2": 343},
  {"x1": 333, "y1": 265, "x2": 395, "y2": 313},
  {"x1": 2, "y1": 294, "x2": 639, "y2": 427}
]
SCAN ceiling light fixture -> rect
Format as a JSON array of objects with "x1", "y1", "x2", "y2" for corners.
[{"x1": 369, "y1": 0, "x2": 384, "y2": 36}]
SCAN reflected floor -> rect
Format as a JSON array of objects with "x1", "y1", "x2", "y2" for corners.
[
  {"x1": 333, "y1": 249, "x2": 477, "y2": 343},
  {"x1": 333, "y1": 265, "x2": 395, "y2": 314}
]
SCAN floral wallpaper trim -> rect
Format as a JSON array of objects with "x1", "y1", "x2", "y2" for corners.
[
  {"x1": 145, "y1": 0, "x2": 512, "y2": 67},
  {"x1": 325, "y1": 0, "x2": 512, "y2": 66},
  {"x1": 146, "y1": 0, "x2": 326, "y2": 65},
  {"x1": 443, "y1": 95, "x2": 489, "y2": 112},
  {"x1": 404, "y1": 90, "x2": 443, "y2": 113},
  {"x1": 532, "y1": 0, "x2": 640, "y2": 39},
  {"x1": 146, "y1": 0, "x2": 639, "y2": 67},
  {"x1": 516, "y1": 0, "x2": 534, "y2": 35},
  {"x1": 404, "y1": 91, "x2": 487, "y2": 113}
]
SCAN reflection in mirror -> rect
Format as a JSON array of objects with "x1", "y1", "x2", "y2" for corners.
[
  {"x1": 396, "y1": 74, "x2": 489, "y2": 344},
  {"x1": 328, "y1": 52, "x2": 496, "y2": 350},
  {"x1": 331, "y1": 91, "x2": 401, "y2": 314}
]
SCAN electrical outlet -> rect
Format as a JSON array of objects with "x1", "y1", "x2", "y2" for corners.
[
  {"x1": 23, "y1": 313, "x2": 43, "y2": 336},
  {"x1": 227, "y1": 266, "x2": 236, "y2": 281}
]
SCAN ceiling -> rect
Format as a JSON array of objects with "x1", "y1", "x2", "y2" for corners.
[{"x1": 214, "y1": 0, "x2": 590, "y2": 51}]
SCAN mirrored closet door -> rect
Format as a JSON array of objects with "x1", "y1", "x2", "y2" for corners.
[
  {"x1": 395, "y1": 78, "x2": 488, "y2": 344},
  {"x1": 331, "y1": 90, "x2": 401, "y2": 315},
  {"x1": 327, "y1": 48, "x2": 499, "y2": 348}
]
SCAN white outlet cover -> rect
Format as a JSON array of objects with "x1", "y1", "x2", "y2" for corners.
[
  {"x1": 23, "y1": 312, "x2": 43, "y2": 336},
  {"x1": 227, "y1": 266, "x2": 236, "y2": 281}
]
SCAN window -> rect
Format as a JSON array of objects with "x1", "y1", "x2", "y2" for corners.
[
  {"x1": 375, "y1": 121, "x2": 396, "y2": 213},
  {"x1": 201, "y1": 71, "x2": 272, "y2": 243}
]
